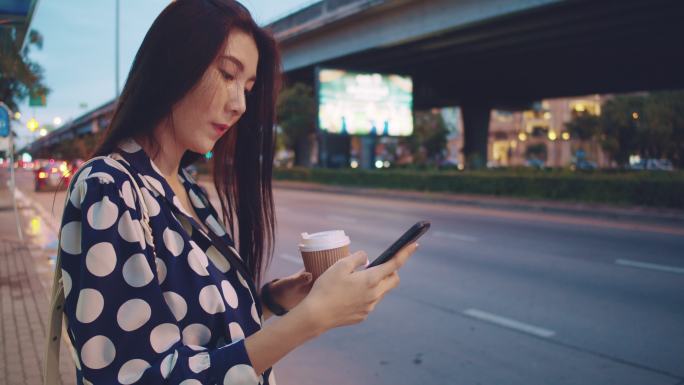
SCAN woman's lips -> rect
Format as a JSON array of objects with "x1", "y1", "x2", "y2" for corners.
[{"x1": 212, "y1": 123, "x2": 229, "y2": 135}]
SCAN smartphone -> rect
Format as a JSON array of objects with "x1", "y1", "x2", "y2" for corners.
[{"x1": 366, "y1": 220, "x2": 430, "y2": 269}]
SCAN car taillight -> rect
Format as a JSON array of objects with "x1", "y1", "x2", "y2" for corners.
[{"x1": 38, "y1": 171, "x2": 47, "y2": 179}]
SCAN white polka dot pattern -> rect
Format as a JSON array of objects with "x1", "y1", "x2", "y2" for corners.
[
  {"x1": 199, "y1": 285, "x2": 226, "y2": 314},
  {"x1": 224, "y1": 364, "x2": 259, "y2": 385},
  {"x1": 189, "y1": 189, "x2": 205, "y2": 208},
  {"x1": 60, "y1": 221, "x2": 81, "y2": 254},
  {"x1": 160, "y1": 350, "x2": 178, "y2": 379},
  {"x1": 150, "y1": 323, "x2": 181, "y2": 353},
  {"x1": 188, "y1": 352, "x2": 211, "y2": 374},
  {"x1": 118, "y1": 359, "x2": 150, "y2": 384},
  {"x1": 163, "y1": 227, "x2": 184, "y2": 257},
  {"x1": 117, "y1": 298, "x2": 151, "y2": 332},
  {"x1": 122, "y1": 253, "x2": 154, "y2": 288},
  {"x1": 61, "y1": 268, "x2": 72, "y2": 298},
  {"x1": 57, "y1": 145, "x2": 270, "y2": 383},
  {"x1": 118, "y1": 211, "x2": 146, "y2": 250},
  {"x1": 163, "y1": 291, "x2": 187, "y2": 321},
  {"x1": 75, "y1": 288, "x2": 104, "y2": 324},
  {"x1": 206, "y1": 245, "x2": 230, "y2": 273},
  {"x1": 182, "y1": 323, "x2": 211, "y2": 346},
  {"x1": 206, "y1": 215, "x2": 226, "y2": 236},
  {"x1": 228, "y1": 322, "x2": 245, "y2": 342},
  {"x1": 81, "y1": 335, "x2": 116, "y2": 369},
  {"x1": 156, "y1": 257, "x2": 167, "y2": 284},
  {"x1": 85, "y1": 242, "x2": 116, "y2": 277},
  {"x1": 120, "y1": 180, "x2": 136, "y2": 209},
  {"x1": 187, "y1": 242, "x2": 209, "y2": 276},
  {"x1": 87, "y1": 195, "x2": 118, "y2": 230},
  {"x1": 221, "y1": 280, "x2": 239, "y2": 309}
]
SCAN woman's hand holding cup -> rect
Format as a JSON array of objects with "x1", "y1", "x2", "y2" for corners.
[{"x1": 299, "y1": 242, "x2": 418, "y2": 333}]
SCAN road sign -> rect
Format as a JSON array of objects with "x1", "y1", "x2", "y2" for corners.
[
  {"x1": 0, "y1": 104, "x2": 10, "y2": 138},
  {"x1": 29, "y1": 88, "x2": 46, "y2": 107}
]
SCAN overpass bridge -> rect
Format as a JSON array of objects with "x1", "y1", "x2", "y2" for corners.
[{"x1": 271, "y1": 0, "x2": 684, "y2": 167}]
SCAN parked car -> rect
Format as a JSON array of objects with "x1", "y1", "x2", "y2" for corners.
[
  {"x1": 34, "y1": 160, "x2": 72, "y2": 192},
  {"x1": 525, "y1": 158, "x2": 545, "y2": 169},
  {"x1": 571, "y1": 159, "x2": 598, "y2": 171},
  {"x1": 629, "y1": 159, "x2": 674, "y2": 171}
]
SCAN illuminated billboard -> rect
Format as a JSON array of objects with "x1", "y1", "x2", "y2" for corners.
[{"x1": 318, "y1": 69, "x2": 413, "y2": 136}]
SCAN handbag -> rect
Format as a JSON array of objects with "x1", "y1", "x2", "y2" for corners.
[{"x1": 43, "y1": 154, "x2": 157, "y2": 385}]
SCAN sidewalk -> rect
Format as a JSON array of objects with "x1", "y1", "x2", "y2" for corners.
[
  {"x1": 0, "y1": 186, "x2": 75, "y2": 385},
  {"x1": 270, "y1": 180, "x2": 684, "y2": 227}
]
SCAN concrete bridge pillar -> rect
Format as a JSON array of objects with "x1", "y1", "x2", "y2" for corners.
[{"x1": 461, "y1": 99, "x2": 492, "y2": 169}]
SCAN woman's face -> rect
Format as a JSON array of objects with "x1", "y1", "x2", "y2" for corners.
[{"x1": 168, "y1": 28, "x2": 259, "y2": 155}]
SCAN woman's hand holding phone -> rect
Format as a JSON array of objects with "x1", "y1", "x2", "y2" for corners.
[{"x1": 298, "y1": 242, "x2": 419, "y2": 333}]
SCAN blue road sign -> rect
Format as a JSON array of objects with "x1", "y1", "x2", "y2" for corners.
[{"x1": 0, "y1": 105, "x2": 10, "y2": 138}]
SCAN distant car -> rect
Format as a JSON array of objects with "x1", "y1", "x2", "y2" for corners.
[
  {"x1": 630, "y1": 159, "x2": 674, "y2": 171},
  {"x1": 438, "y1": 158, "x2": 460, "y2": 170},
  {"x1": 34, "y1": 161, "x2": 72, "y2": 192},
  {"x1": 526, "y1": 158, "x2": 545, "y2": 169},
  {"x1": 572, "y1": 159, "x2": 598, "y2": 171}
]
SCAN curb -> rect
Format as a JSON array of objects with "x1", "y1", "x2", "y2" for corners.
[{"x1": 269, "y1": 180, "x2": 684, "y2": 228}]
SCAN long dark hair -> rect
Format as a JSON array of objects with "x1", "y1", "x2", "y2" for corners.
[{"x1": 90, "y1": 0, "x2": 281, "y2": 287}]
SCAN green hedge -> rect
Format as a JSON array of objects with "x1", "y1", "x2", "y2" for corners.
[{"x1": 273, "y1": 168, "x2": 684, "y2": 209}]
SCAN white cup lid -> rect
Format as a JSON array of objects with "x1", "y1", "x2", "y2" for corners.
[{"x1": 299, "y1": 230, "x2": 350, "y2": 252}]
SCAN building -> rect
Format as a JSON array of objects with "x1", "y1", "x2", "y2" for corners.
[{"x1": 444, "y1": 94, "x2": 612, "y2": 168}]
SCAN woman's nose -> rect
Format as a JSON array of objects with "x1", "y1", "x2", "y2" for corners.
[{"x1": 228, "y1": 86, "x2": 247, "y2": 117}]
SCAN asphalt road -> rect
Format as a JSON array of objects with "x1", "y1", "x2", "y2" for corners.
[{"x1": 7, "y1": 168, "x2": 684, "y2": 385}]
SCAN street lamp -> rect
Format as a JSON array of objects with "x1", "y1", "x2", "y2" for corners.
[
  {"x1": 53, "y1": 117, "x2": 62, "y2": 126},
  {"x1": 548, "y1": 130, "x2": 558, "y2": 141},
  {"x1": 27, "y1": 118, "x2": 39, "y2": 132}
]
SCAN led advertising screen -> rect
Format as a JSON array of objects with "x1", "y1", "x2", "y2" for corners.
[{"x1": 318, "y1": 69, "x2": 413, "y2": 136}]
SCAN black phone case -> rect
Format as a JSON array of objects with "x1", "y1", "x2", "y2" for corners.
[{"x1": 366, "y1": 220, "x2": 430, "y2": 268}]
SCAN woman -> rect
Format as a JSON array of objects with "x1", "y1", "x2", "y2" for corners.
[{"x1": 58, "y1": 0, "x2": 417, "y2": 384}]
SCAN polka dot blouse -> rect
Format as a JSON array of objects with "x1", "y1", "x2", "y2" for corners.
[{"x1": 58, "y1": 137, "x2": 275, "y2": 384}]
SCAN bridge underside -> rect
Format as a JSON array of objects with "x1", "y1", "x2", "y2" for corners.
[{"x1": 283, "y1": 0, "x2": 684, "y2": 167}]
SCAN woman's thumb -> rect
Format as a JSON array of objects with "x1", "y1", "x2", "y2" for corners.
[
  {"x1": 344, "y1": 251, "x2": 369, "y2": 272},
  {"x1": 300, "y1": 272, "x2": 313, "y2": 282}
]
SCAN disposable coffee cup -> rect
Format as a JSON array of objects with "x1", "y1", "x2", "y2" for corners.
[{"x1": 299, "y1": 230, "x2": 351, "y2": 281}]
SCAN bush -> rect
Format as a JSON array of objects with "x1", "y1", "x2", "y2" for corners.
[{"x1": 273, "y1": 167, "x2": 684, "y2": 209}]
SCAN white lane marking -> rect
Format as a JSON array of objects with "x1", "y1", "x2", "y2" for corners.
[
  {"x1": 433, "y1": 230, "x2": 479, "y2": 242},
  {"x1": 615, "y1": 259, "x2": 684, "y2": 274},
  {"x1": 280, "y1": 254, "x2": 303, "y2": 265},
  {"x1": 463, "y1": 308, "x2": 556, "y2": 338},
  {"x1": 326, "y1": 215, "x2": 358, "y2": 223}
]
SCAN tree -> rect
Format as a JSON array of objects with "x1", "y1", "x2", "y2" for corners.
[
  {"x1": 565, "y1": 113, "x2": 601, "y2": 142},
  {"x1": 525, "y1": 143, "x2": 547, "y2": 161},
  {"x1": 600, "y1": 94, "x2": 653, "y2": 167},
  {"x1": 403, "y1": 110, "x2": 449, "y2": 165},
  {"x1": 276, "y1": 83, "x2": 316, "y2": 166},
  {"x1": 0, "y1": 29, "x2": 49, "y2": 112},
  {"x1": 643, "y1": 91, "x2": 684, "y2": 168}
]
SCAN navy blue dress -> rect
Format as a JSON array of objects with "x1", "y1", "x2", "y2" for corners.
[{"x1": 58, "y1": 137, "x2": 275, "y2": 384}]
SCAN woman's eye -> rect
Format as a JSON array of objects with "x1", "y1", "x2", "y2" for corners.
[{"x1": 220, "y1": 70, "x2": 235, "y2": 81}]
